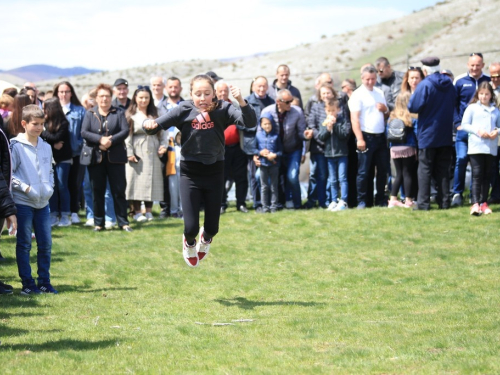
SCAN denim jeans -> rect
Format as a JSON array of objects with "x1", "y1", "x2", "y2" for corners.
[
  {"x1": 453, "y1": 130, "x2": 469, "y2": 195},
  {"x1": 49, "y1": 162, "x2": 71, "y2": 216},
  {"x1": 248, "y1": 156, "x2": 261, "y2": 208},
  {"x1": 306, "y1": 153, "x2": 328, "y2": 207},
  {"x1": 356, "y1": 133, "x2": 389, "y2": 206},
  {"x1": 16, "y1": 204, "x2": 52, "y2": 286},
  {"x1": 281, "y1": 149, "x2": 302, "y2": 208},
  {"x1": 327, "y1": 156, "x2": 348, "y2": 202},
  {"x1": 83, "y1": 168, "x2": 116, "y2": 222},
  {"x1": 260, "y1": 164, "x2": 279, "y2": 211},
  {"x1": 169, "y1": 171, "x2": 181, "y2": 214}
]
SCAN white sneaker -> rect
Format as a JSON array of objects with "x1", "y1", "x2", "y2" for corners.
[
  {"x1": 327, "y1": 201, "x2": 337, "y2": 211},
  {"x1": 196, "y1": 226, "x2": 212, "y2": 261},
  {"x1": 58, "y1": 215, "x2": 71, "y2": 227},
  {"x1": 332, "y1": 200, "x2": 347, "y2": 211},
  {"x1": 285, "y1": 200, "x2": 294, "y2": 209},
  {"x1": 84, "y1": 218, "x2": 95, "y2": 227},
  {"x1": 71, "y1": 213, "x2": 81, "y2": 224},
  {"x1": 133, "y1": 213, "x2": 147, "y2": 223},
  {"x1": 183, "y1": 234, "x2": 199, "y2": 267},
  {"x1": 105, "y1": 221, "x2": 116, "y2": 229},
  {"x1": 145, "y1": 212, "x2": 154, "y2": 221},
  {"x1": 50, "y1": 215, "x2": 59, "y2": 227}
]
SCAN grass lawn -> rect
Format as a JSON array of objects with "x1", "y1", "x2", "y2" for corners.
[{"x1": 1, "y1": 204, "x2": 499, "y2": 374}]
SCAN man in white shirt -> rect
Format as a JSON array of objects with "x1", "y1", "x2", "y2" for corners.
[{"x1": 349, "y1": 65, "x2": 389, "y2": 208}]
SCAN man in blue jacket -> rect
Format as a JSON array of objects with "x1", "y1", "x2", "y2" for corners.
[
  {"x1": 408, "y1": 57, "x2": 456, "y2": 210},
  {"x1": 451, "y1": 53, "x2": 491, "y2": 206},
  {"x1": 261, "y1": 90, "x2": 308, "y2": 209}
]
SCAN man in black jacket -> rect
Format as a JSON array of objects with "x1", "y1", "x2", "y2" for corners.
[{"x1": 0, "y1": 119, "x2": 18, "y2": 294}]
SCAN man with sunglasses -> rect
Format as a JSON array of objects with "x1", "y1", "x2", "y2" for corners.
[
  {"x1": 487, "y1": 62, "x2": 500, "y2": 204},
  {"x1": 375, "y1": 57, "x2": 404, "y2": 111},
  {"x1": 261, "y1": 89, "x2": 307, "y2": 209},
  {"x1": 451, "y1": 53, "x2": 491, "y2": 207}
]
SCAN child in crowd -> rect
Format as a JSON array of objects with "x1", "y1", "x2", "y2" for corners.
[
  {"x1": 256, "y1": 113, "x2": 282, "y2": 213},
  {"x1": 387, "y1": 91, "x2": 418, "y2": 208},
  {"x1": 458, "y1": 82, "x2": 499, "y2": 216},
  {"x1": 143, "y1": 74, "x2": 256, "y2": 267},
  {"x1": 42, "y1": 97, "x2": 73, "y2": 226},
  {"x1": 10, "y1": 105, "x2": 57, "y2": 294},
  {"x1": 164, "y1": 130, "x2": 182, "y2": 219},
  {"x1": 318, "y1": 97, "x2": 350, "y2": 211}
]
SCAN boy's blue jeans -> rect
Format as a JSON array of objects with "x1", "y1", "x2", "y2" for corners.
[{"x1": 16, "y1": 204, "x2": 52, "y2": 286}]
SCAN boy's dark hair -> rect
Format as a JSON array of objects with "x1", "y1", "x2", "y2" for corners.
[{"x1": 22, "y1": 104, "x2": 44, "y2": 122}]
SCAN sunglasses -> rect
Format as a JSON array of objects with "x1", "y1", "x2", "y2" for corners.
[
  {"x1": 470, "y1": 52, "x2": 483, "y2": 58},
  {"x1": 279, "y1": 99, "x2": 293, "y2": 105},
  {"x1": 137, "y1": 85, "x2": 150, "y2": 90},
  {"x1": 24, "y1": 86, "x2": 36, "y2": 91},
  {"x1": 408, "y1": 66, "x2": 423, "y2": 71},
  {"x1": 491, "y1": 74, "x2": 500, "y2": 78}
]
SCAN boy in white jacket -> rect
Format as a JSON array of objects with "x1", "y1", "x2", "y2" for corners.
[{"x1": 10, "y1": 105, "x2": 56, "y2": 295}]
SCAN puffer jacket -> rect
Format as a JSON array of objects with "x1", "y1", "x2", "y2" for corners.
[{"x1": 317, "y1": 110, "x2": 351, "y2": 158}]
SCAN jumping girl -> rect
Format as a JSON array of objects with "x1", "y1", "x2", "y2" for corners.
[{"x1": 143, "y1": 74, "x2": 256, "y2": 267}]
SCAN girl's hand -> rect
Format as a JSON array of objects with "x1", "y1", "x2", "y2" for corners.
[
  {"x1": 253, "y1": 154, "x2": 261, "y2": 167},
  {"x1": 489, "y1": 129, "x2": 499, "y2": 139},
  {"x1": 477, "y1": 129, "x2": 488, "y2": 138},
  {"x1": 143, "y1": 120, "x2": 159, "y2": 130},
  {"x1": 267, "y1": 152, "x2": 276, "y2": 161},
  {"x1": 260, "y1": 149, "x2": 269, "y2": 157},
  {"x1": 158, "y1": 145, "x2": 167, "y2": 155},
  {"x1": 54, "y1": 141, "x2": 64, "y2": 150},
  {"x1": 229, "y1": 85, "x2": 246, "y2": 107}
]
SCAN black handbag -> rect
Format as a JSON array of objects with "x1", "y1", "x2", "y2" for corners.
[{"x1": 80, "y1": 140, "x2": 102, "y2": 166}]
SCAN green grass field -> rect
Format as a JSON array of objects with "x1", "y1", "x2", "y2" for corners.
[{"x1": 1, "y1": 204, "x2": 499, "y2": 374}]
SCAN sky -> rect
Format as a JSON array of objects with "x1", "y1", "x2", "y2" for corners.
[{"x1": 1, "y1": 0, "x2": 441, "y2": 71}]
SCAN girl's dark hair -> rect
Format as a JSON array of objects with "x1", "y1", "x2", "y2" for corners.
[
  {"x1": 2, "y1": 87, "x2": 18, "y2": 98},
  {"x1": 8, "y1": 94, "x2": 32, "y2": 136},
  {"x1": 190, "y1": 74, "x2": 219, "y2": 112},
  {"x1": 470, "y1": 81, "x2": 495, "y2": 105},
  {"x1": 53, "y1": 81, "x2": 83, "y2": 107},
  {"x1": 44, "y1": 97, "x2": 69, "y2": 133},
  {"x1": 250, "y1": 76, "x2": 268, "y2": 95},
  {"x1": 126, "y1": 86, "x2": 158, "y2": 128},
  {"x1": 19, "y1": 87, "x2": 37, "y2": 104}
]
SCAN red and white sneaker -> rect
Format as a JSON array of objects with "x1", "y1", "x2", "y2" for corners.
[
  {"x1": 196, "y1": 226, "x2": 212, "y2": 261},
  {"x1": 470, "y1": 203, "x2": 481, "y2": 216},
  {"x1": 480, "y1": 202, "x2": 492, "y2": 215},
  {"x1": 183, "y1": 235, "x2": 199, "y2": 267}
]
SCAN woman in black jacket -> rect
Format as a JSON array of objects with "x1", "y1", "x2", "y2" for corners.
[
  {"x1": 42, "y1": 97, "x2": 73, "y2": 227},
  {"x1": 0, "y1": 124, "x2": 18, "y2": 294},
  {"x1": 81, "y1": 84, "x2": 131, "y2": 232}
]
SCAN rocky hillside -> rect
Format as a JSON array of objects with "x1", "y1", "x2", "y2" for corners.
[{"x1": 35, "y1": 0, "x2": 499, "y2": 100}]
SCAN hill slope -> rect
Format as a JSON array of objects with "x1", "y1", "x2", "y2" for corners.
[{"x1": 35, "y1": 0, "x2": 500, "y2": 100}]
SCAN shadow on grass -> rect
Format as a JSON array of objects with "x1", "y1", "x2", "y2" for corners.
[
  {"x1": 214, "y1": 297, "x2": 326, "y2": 310},
  {"x1": 0, "y1": 325, "x2": 30, "y2": 337},
  {"x1": 56, "y1": 285, "x2": 137, "y2": 293},
  {"x1": 0, "y1": 338, "x2": 117, "y2": 352}
]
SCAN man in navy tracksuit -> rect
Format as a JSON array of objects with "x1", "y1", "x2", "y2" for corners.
[
  {"x1": 408, "y1": 57, "x2": 456, "y2": 210},
  {"x1": 451, "y1": 53, "x2": 491, "y2": 206}
]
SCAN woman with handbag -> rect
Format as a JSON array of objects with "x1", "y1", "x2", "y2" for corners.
[
  {"x1": 81, "y1": 83, "x2": 132, "y2": 232},
  {"x1": 125, "y1": 86, "x2": 165, "y2": 222}
]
